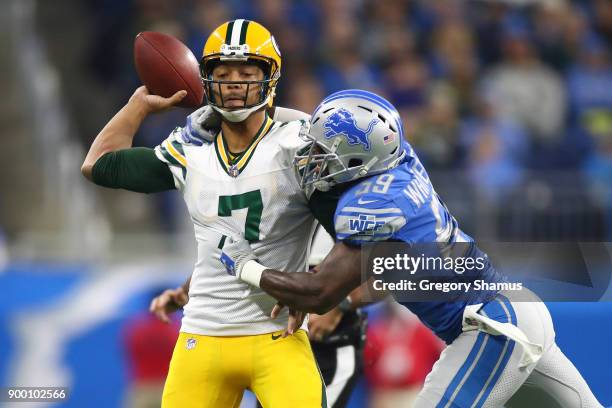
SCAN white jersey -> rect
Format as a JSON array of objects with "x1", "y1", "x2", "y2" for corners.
[{"x1": 155, "y1": 115, "x2": 316, "y2": 336}]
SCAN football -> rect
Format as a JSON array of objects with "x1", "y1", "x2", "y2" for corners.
[{"x1": 134, "y1": 31, "x2": 204, "y2": 108}]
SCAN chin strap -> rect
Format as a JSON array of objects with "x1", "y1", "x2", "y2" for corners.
[{"x1": 212, "y1": 95, "x2": 271, "y2": 123}]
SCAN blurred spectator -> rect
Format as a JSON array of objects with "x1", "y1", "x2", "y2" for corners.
[
  {"x1": 470, "y1": 2, "x2": 508, "y2": 65},
  {"x1": 592, "y1": 0, "x2": 612, "y2": 48},
  {"x1": 190, "y1": 0, "x2": 230, "y2": 51},
  {"x1": 364, "y1": 301, "x2": 443, "y2": 408},
  {"x1": 418, "y1": 0, "x2": 464, "y2": 24},
  {"x1": 361, "y1": 0, "x2": 412, "y2": 65},
  {"x1": 460, "y1": 92, "x2": 528, "y2": 201},
  {"x1": 250, "y1": 0, "x2": 320, "y2": 62},
  {"x1": 584, "y1": 109, "x2": 612, "y2": 241},
  {"x1": 252, "y1": 0, "x2": 289, "y2": 29},
  {"x1": 122, "y1": 303, "x2": 180, "y2": 408},
  {"x1": 428, "y1": 20, "x2": 478, "y2": 116},
  {"x1": 584, "y1": 133, "x2": 612, "y2": 240},
  {"x1": 32, "y1": 0, "x2": 612, "y2": 242},
  {"x1": 563, "y1": 4, "x2": 590, "y2": 55},
  {"x1": 567, "y1": 34, "x2": 612, "y2": 139},
  {"x1": 383, "y1": 56, "x2": 428, "y2": 141},
  {"x1": 317, "y1": 15, "x2": 382, "y2": 94},
  {"x1": 284, "y1": 72, "x2": 325, "y2": 115},
  {"x1": 317, "y1": 0, "x2": 360, "y2": 22},
  {"x1": 362, "y1": 24, "x2": 416, "y2": 68},
  {"x1": 410, "y1": 82, "x2": 461, "y2": 169},
  {"x1": 532, "y1": 0, "x2": 576, "y2": 71},
  {"x1": 84, "y1": 0, "x2": 134, "y2": 86},
  {"x1": 481, "y1": 16, "x2": 566, "y2": 143}
]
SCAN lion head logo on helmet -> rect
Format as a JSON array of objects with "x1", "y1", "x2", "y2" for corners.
[{"x1": 323, "y1": 108, "x2": 378, "y2": 151}]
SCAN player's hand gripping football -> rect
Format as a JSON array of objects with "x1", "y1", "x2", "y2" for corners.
[
  {"x1": 129, "y1": 85, "x2": 187, "y2": 115},
  {"x1": 149, "y1": 286, "x2": 189, "y2": 324}
]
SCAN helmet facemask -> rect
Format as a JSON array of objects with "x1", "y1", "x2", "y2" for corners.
[
  {"x1": 200, "y1": 52, "x2": 280, "y2": 122},
  {"x1": 294, "y1": 123, "x2": 369, "y2": 193}
]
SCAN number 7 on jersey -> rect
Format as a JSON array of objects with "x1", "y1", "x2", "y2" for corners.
[{"x1": 218, "y1": 190, "x2": 263, "y2": 242}]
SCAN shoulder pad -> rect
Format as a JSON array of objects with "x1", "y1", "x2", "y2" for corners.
[
  {"x1": 154, "y1": 128, "x2": 187, "y2": 168},
  {"x1": 334, "y1": 194, "x2": 407, "y2": 244}
]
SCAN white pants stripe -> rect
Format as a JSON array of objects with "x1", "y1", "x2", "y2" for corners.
[{"x1": 415, "y1": 292, "x2": 602, "y2": 407}]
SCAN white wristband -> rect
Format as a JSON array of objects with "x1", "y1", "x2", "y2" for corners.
[{"x1": 241, "y1": 260, "x2": 267, "y2": 287}]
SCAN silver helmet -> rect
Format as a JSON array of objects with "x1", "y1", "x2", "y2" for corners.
[{"x1": 295, "y1": 89, "x2": 406, "y2": 193}]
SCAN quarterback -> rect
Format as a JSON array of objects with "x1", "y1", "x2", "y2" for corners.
[
  {"x1": 82, "y1": 20, "x2": 330, "y2": 408},
  {"x1": 220, "y1": 90, "x2": 603, "y2": 407}
]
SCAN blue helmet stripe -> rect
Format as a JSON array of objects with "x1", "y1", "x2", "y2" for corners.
[
  {"x1": 321, "y1": 92, "x2": 395, "y2": 115},
  {"x1": 324, "y1": 89, "x2": 395, "y2": 111},
  {"x1": 316, "y1": 89, "x2": 396, "y2": 115}
]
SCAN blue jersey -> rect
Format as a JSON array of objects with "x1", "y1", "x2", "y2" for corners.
[{"x1": 333, "y1": 146, "x2": 504, "y2": 343}]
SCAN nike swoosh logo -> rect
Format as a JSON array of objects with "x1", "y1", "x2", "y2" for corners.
[
  {"x1": 357, "y1": 198, "x2": 377, "y2": 205},
  {"x1": 271, "y1": 333, "x2": 282, "y2": 340}
]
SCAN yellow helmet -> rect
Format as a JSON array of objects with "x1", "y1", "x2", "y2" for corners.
[{"x1": 200, "y1": 19, "x2": 282, "y2": 122}]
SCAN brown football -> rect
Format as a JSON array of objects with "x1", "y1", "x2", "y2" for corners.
[{"x1": 134, "y1": 31, "x2": 204, "y2": 108}]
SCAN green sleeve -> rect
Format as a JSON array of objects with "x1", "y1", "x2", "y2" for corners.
[{"x1": 91, "y1": 147, "x2": 176, "y2": 193}]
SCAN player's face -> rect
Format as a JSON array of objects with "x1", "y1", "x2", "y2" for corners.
[{"x1": 211, "y1": 62, "x2": 265, "y2": 109}]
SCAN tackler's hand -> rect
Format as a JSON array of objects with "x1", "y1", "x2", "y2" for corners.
[
  {"x1": 180, "y1": 105, "x2": 221, "y2": 146},
  {"x1": 271, "y1": 303, "x2": 306, "y2": 337},
  {"x1": 220, "y1": 236, "x2": 258, "y2": 280}
]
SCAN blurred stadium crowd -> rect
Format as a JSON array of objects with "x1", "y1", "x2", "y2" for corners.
[
  {"x1": 33, "y1": 0, "x2": 612, "y2": 242},
  {"x1": 0, "y1": 2, "x2": 610, "y2": 407}
]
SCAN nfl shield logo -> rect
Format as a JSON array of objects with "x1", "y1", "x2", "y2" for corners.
[
  {"x1": 229, "y1": 165, "x2": 239, "y2": 178},
  {"x1": 186, "y1": 337, "x2": 197, "y2": 350}
]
